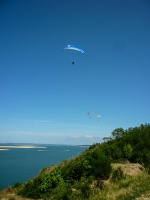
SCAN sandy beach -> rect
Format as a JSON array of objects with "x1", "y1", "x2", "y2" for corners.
[{"x1": 0, "y1": 145, "x2": 47, "y2": 150}]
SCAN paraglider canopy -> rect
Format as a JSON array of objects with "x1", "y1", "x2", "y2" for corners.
[{"x1": 64, "y1": 45, "x2": 85, "y2": 53}]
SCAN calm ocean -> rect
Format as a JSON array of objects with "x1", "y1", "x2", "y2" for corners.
[{"x1": 0, "y1": 144, "x2": 88, "y2": 190}]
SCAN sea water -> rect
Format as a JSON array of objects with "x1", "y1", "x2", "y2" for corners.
[{"x1": 0, "y1": 144, "x2": 88, "y2": 190}]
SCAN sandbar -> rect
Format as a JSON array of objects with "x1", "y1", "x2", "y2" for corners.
[{"x1": 0, "y1": 145, "x2": 47, "y2": 150}]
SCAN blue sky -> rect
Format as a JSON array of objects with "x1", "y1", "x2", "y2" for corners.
[{"x1": 0, "y1": 0, "x2": 150, "y2": 145}]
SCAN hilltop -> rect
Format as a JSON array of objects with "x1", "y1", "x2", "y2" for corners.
[{"x1": 0, "y1": 123, "x2": 150, "y2": 200}]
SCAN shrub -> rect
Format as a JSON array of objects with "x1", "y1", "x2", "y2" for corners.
[
  {"x1": 17, "y1": 168, "x2": 64, "y2": 199},
  {"x1": 87, "y1": 150, "x2": 112, "y2": 179},
  {"x1": 13, "y1": 182, "x2": 22, "y2": 188},
  {"x1": 73, "y1": 177, "x2": 91, "y2": 199},
  {"x1": 123, "y1": 144, "x2": 133, "y2": 160},
  {"x1": 50, "y1": 182, "x2": 72, "y2": 200},
  {"x1": 111, "y1": 167, "x2": 126, "y2": 183},
  {"x1": 61, "y1": 157, "x2": 91, "y2": 183}
]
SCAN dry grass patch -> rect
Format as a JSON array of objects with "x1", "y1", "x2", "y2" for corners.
[{"x1": 112, "y1": 162, "x2": 144, "y2": 176}]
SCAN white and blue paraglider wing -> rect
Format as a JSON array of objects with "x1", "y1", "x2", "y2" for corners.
[{"x1": 64, "y1": 45, "x2": 85, "y2": 53}]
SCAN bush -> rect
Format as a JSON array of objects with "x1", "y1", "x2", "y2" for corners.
[
  {"x1": 123, "y1": 144, "x2": 133, "y2": 160},
  {"x1": 61, "y1": 157, "x2": 91, "y2": 183},
  {"x1": 50, "y1": 182, "x2": 72, "y2": 200},
  {"x1": 73, "y1": 177, "x2": 91, "y2": 199},
  {"x1": 111, "y1": 167, "x2": 126, "y2": 183},
  {"x1": 13, "y1": 182, "x2": 22, "y2": 188},
  {"x1": 17, "y1": 168, "x2": 64, "y2": 199},
  {"x1": 87, "y1": 150, "x2": 112, "y2": 179}
]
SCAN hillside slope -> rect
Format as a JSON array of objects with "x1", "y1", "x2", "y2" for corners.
[
  {"x1": 0, "y1": 124, "x2": 150, "y2": 199},
  {"x1": 0, "y1": 163, "x2": 150, "y2": 200}
]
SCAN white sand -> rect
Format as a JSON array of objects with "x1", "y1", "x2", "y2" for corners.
[{"x1": 0, "y1": 145, "x2": 47, "y2": 150}]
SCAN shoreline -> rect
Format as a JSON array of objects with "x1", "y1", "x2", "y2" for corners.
[{"x1": 0, "y1": 145, "x2": 47, "y2": 150}]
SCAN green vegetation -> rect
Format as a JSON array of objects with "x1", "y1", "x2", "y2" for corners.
[
  {"x1": 111, "y1": 166, "x2": 126, "y2": 183},
  {"x1": 90, "y1": 171, "x2": 150, "y2": 200},
  {"x1": 17, "y1": 150, "x2": 111, "y2": 199},
  {"x1": 13, "y1": 123, "x2": 150, "y2": 199},
  {"x1": 100, "y1": 123, "x2": 150, "y2": 169}
]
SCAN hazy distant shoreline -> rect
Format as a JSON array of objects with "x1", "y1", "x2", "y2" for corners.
[{"x1": 0, "y1": 145, "x2": 47, "y2": 150}]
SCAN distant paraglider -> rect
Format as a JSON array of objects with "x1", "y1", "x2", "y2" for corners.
[
  {"x1": 96, "y1": 115, "x2": 101, "y2": 121},
  {"x1": 87, "y1": 111, "x2": 93, "y2": 118},
  {"x1": 64, "y1": 45, "x2": 85, "y2": 64}
]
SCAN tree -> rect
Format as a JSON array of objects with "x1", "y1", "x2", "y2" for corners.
[
  {"x1": 88, "y1": 150, "x2": 112, "y2": 179},
  {"x1": 123, "y1": 144, "x2": 133, "y2": 160},
  {"x1": 111, "y1": 128, "x2": 124, "y2": 139}
]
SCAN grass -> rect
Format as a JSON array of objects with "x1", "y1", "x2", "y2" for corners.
[{"x1": 90, "y1": 171, "x2": 150, "y2": 200}]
